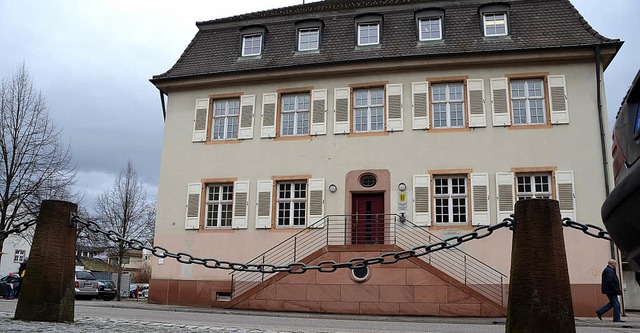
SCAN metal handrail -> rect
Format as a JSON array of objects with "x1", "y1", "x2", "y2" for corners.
[{"x1": 231, "y1": 214, "x2": 507, "y2": 305}]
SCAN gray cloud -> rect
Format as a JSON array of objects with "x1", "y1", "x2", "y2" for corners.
[{"x1": 0, "y1": 0, "x2": 637, "y2": 212}]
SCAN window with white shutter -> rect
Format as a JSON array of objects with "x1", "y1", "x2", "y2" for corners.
[
  {"x1": 413, "y1": 174, "x2": 431, "y2": 226},
  {"x1": 260, "y1": 93, "x2": 278, "y2": 138},
  {"x1": 431, "y1": 82, "x2": 465, "y2": 129},
  {"x1": 467, "y1": 79, "x2": 487, "y2": 128},
  {"x1": 185, "y1": 183, "x2": 202, "y2": 230},
  {"x1": 412, "y1": 82, "x2": 429, "y2": 130},
  {"x1": 555, "y1": 171, "x2": 576, "y2": 220},
  {"x1": 255, "y1": 180, "x2": 273, "y2": 229},
  {"x1": 386, "y1": 83, "x2": 404, "y2": 131},
  {"x1": 548, "y1": 75, "x2": 569, "y2": 124},
  {"x1": 192, "y1": 99, "x2": 209, "y2": 142},
  {"x1": 307, "y1": 178, "x2": 325, "y2": 228},
  {"x1": 238, "y1": 95, "x2": 255, "y2": 139},
  {"x1": 280, "y1": 93, "x2": 310, "y2": 137},
  {"x1": 311, "y1": 89, "x2": 327, "y2": 135},
  {"x1": 333, "y1": 87, "x2": 351, "y2": 134},
  {"x1": 232, "y1": 180, "x2": 249, "y2": 229},
  {"x1": 495, "y1": 172, "x2": 514, "y2": 224},
  {"x1": 471, "y1": 173, "x2": 490, "y2": 225},
  {"x1": 491, "y1": 78, "x2": 511, "y2": 126}
]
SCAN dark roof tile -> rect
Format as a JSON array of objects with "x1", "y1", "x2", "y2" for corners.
[{"x1": 152, "y1": 0, "x2": 620, "y2": 81}]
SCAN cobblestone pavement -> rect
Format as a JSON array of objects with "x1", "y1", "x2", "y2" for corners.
[{"x1": 0, "y1": 311, "x2": 299, "y2": 333}]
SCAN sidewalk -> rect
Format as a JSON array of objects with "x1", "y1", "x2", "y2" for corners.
[
  {"x1": 0, "y1": 298, "x2": 638, "y2": 332},
  {"x1": 88, "y1": 299, "x2": 640, "y2": 329}
]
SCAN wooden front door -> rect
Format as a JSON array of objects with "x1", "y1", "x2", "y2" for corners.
[{"x1": 351, "y1": 193, "x2": 385, "y2": 245}]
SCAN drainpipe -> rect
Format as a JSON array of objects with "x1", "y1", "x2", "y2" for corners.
[{"x1": 158, "y1": 89, "x2": 167, "y2": 121}]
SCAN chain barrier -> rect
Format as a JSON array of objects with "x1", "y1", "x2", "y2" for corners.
[
  {"x1": 0, "y1": 219, "x2": 38, "y2": 241},
  {"x1": 72, "y1": 215, "x2": 515, "y2": 273},
  {"x1": 561, "y1": 217, "x2": 611, "y2": 241},
  {"x1": 0, "y1": 214, "x2": 613, "y2": 272}
]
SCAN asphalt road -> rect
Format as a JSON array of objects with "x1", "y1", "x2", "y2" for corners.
[{"x1": 0, "y1": 299, "x2": 638, "y2": 332}]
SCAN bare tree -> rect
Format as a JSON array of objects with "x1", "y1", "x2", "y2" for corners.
[
  {"x1": 95, "y1": 160, "x2": 155, "y2": 300},
  {"x1": 0, "y1": 64, "x2": 76, "y2": 266}
]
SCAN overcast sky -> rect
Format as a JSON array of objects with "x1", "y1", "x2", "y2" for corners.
[{"x1": 1, "y1": 0, "x2": 638, "y2": 213}]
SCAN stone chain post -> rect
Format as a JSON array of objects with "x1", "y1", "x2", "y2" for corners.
[
  {"x1": 506, "y1": 199, "x2": 575, "y2": 332},
  {"x1": 15, "y1": 200, "x2": 78, "y2": 322}
]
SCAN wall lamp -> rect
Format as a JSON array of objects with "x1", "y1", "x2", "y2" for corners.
[
  {"x1": 329, "y1": 184, "x2": 338, "y2": 193},
  {"x1": 398, "y1": 182, "x2": 407, "y2": 191}
]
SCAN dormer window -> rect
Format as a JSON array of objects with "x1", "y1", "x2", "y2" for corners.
[
  {"x1": 419, "y1": 18, "x2": 442, "y2": 41},
  {"x1": 242, "y1": 34, "x2": 262, "y2": 56},
  {"x1": 415, "y1": 8, "x2": 445, "y2": 42},
  {"x1": 298, "y1": 28, "x2": 319, "y2": 51},
  {"x1": 479, "y1": 3, "x2": 510, "y2": 37},
  {"x1": 358, "y1": 23, "x2": 379, "y2": 46},
  {"x1": 295, "y1": 19, "x2": 323, "y2": 52},
  {"x1": 239, "y1": 25, "x2": 267, "y2": 57},
  {"x1": 483, "y1": 13, "x2": 507, "y2": 36},
  {"x1": 355, "y1": 14, "x2": 383, "y2": 47}
]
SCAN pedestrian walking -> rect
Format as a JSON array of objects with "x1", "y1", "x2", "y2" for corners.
[{"x1": 596, "y1": 259, "x2": 625, "y2": 322}]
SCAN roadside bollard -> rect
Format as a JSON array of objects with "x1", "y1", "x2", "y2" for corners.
[
  {"x1": 15, "y1": 200, "x2": 78, "y2": 322},
  {"x1": 506, "y1": 199, "x2": 576, "y2": 332}
]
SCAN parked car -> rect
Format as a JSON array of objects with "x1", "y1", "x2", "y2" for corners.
[
  {"x1": 97, "y1": 280, "x2": 117, "y2": 301},
  {"x1": 74, "y1": 271, "x2": 98, "y2": 300},
  {"x1": 0, "y1": 273, "x2": 20, "y2": 299},
  {"x1": 138, "y1": 283, "x2": 149, "y2": 298}
]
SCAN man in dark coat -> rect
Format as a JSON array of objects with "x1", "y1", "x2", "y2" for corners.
[{"x1": 596, "y1": 259, "x2": 624, "y2": 322}]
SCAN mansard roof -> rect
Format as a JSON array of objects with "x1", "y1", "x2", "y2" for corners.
[{"x1": 151, "y1": 0, "x2": 621, "y2": 82}]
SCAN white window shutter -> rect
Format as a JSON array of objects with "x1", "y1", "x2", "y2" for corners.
[
  {"x1": 467, "y1": 79, "x2": 487, "y2": 128},
  {"x1": 548, "y1": 75, "x2": 569, "y2": 124},
  {"x1": 192, "y1": 99, "x2": 209, "y2": 142},
  {"x1": 413, "y1": 174, "x2": 431, "y2": 226},
  {"x1": 386, "y1": 83, "x2": 404, "y2": 131},
  {"x1": 260, "y1": 93, "x2": 278, "y2": 138},
  {"x1": 307, "y1": 178, "x2": 325, "y2": 228},
  {"x1": 185, "y1": 183, "x2": 202, "y2": 230},
  {"x1": 238, "y1": 94, "x2": 255, "y2": 139},
  {"x1": 411, "y1": 82, "x2": 429, "y2": 130},
  {"x1": 471, "y1": 173, "x2": 490, "y2": 226},
  {"x1": 495, "y1": 172, "x2": 515, "y2": 224},
  {"x1": 491, "y1": 78, "x2": 511, "y2": 126},
  {"x1": 311, "y1": 89, "x2": 327, "y2": 135},
  {"x1": 255, "y1": 180, "x2": 273, "y2": 229},
  {"x1": 333, "y1": 87, "x2": 351, "y2": 134},
  {"x1": 555, "y1": 171, "x2": 576, "y2": 221},
  {"x1": 232, "y1": 180, "x2": 249, "y2": 229}
]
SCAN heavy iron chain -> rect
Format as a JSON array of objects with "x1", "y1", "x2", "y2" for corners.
[
  {"x1": 561, "y1": 217, "x2": 611, "y2": 241},
  {"x1": 0, "y1": 219, "x2": 38, "y2": 241},
  {"x1": 2, "y1": 215, "x2": 609, "y2": 273},
  {"x1": 71, "y1": 214, "x2": 515, "y2": 274}
]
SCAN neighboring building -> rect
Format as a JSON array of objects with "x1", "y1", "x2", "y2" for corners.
[
  {"x1": 150, "y1": 0, "x2": 622, "y2": 316},
  {"x1": 0, "y1": 233, "x2": 30, "y2": 277}
]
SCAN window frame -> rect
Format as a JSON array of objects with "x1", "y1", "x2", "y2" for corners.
[
  {"x1": 418, "y1": 17, "x2": 443, "y2": 41},
  {"x1": 298, "y1": 27, "x2": 320, "y2": 51},
  {"x1": 510, "y1": 78, "x2": 547, "y2": 126},
  {"x1": 353, "y1": 87, "x2": 385, "y2": 133},
  {"x1": 432, "y1": 174, "x2": 469, "y2": 225},
  {"x1": 280, "y1": 92, "x2": 311, "y2": 137},
  {"x1": 14, "y1": 249, "x2": 25, "y2": 263},
  {"x1": 276, "y1": 181, "x2": 308, "y2": 228},
  {"x1": 431, "y1": 82, "x2": 466, "y2": 129},
  {"x1": 516, "y1": 172, "x2": 553, "y2": 200},
  {"x1": 211, "y1": 98, "x2": 240, "y2": 141},
  {"x1": 241, "y1": 33, "x2": 263, "y2": 57},
  {"x1": 357, "y1": 22, "x2": 380, "y2": 46},
  {"x1": 483, "y1": 12, "x2": 508, "y2": 37},
  {"x1": 204, "y1": 183, "x2": 234, "y2": 229}
]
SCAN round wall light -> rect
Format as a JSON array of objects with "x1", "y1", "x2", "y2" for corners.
[
  {"x1": 398, "y1": 182, "x2": 407, "y2": 191},
  {"x1": 329, "y1": 184, "x2": 338, "y2": 193}
]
